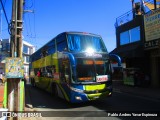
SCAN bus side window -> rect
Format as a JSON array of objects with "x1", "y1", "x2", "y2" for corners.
[
  {"x1": 56, "y1": 34, "x2": 67, "y2": 52},
  {"x1": 45, "y1": 66, "x2": 54, "y2": 78}
]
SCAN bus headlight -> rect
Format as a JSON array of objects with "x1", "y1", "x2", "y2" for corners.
[
  {"x1": 109, "y1": 92, "x2": 112, "y2": 96},
  {"x1": 75, "y1": 96, "x2": 82, "y2": 100}
]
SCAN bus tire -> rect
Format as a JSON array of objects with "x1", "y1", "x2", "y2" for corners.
[{"x1": 52, "y1": 83, "x2": 58, "y2": 97}]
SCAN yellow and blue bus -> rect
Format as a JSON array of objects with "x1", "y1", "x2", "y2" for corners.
[{"x1": 30, "y1": 32, "x2": 121, "y2": 103}]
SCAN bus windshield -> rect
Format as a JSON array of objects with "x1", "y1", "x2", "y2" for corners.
[
  {"x1": 67, "y1": 34, "x2": 107, "y2": 52},
  {"x1": 75, "y1": 59, "x2": 110, "y2": 83}
]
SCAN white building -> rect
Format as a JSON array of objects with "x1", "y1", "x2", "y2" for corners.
[
  {"x1": 0, "y1": 39, "x2": 35, "y2": 78},
  {"x1": 22, "y1": 41, "x2": 36, "y2": 78}
]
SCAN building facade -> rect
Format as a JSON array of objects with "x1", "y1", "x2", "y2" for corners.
[
  {"x1": 111, "y1": 0, "x2": 160, "y2": 87},
  {"x1": 0, "y1": 39, "x2": 35, "y2": 78},
  {"x1": 143, "y1": 8, "x2": 160, "y2": 87},
  {"x1": 22, "y1": 41, "x2": 36, "y2": 78}
]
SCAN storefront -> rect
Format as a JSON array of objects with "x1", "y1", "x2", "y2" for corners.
[
  {"x1": 111, "y1": 15, "x2": 148, "y2": 85},
  {"x1": 144, "y1": 8, "x2": 160, "y2": 87},
  {"x1": 112, "y1": 1, "x2": 160, "y2": 88}
]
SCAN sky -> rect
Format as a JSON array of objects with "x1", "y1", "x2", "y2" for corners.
[{"x1": 0, "y1": 0, "x2": 133, "y2": 52}]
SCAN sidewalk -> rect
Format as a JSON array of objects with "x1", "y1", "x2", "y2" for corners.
[
  {"x1": 113, "y1": 80, "x2": 160, "y2": 101},
  {"x1": 25, "y1": 84, "x2": 34, "y2": 111}
]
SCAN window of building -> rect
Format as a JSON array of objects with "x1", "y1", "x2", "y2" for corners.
[
  {"x1": 130, "y1": 27, "x2": 140, "y2": 42},
  {"x1": 24, "y1": 66, "x2": 29, "y2": 76},
  {"x1": 6, "y1": 43, "x2": 10, "y2": 52},
  {"x1": 23, "y1": 45, "x2": 29, "y2": 54},
  {"x1": 2, "y1": 43, "x2": 5, "y2": 51},
  {"x1": 28, "y1": 48, "x2": 32, "y2": 55},
  {"x1": 26, "y1": 56, "x2": 30, "y2": 63},
  {"x1": 23, "y1": 56, "x2": 30, "y2": 63},
  {"x1": 120, "y1": 31, "x2": 130, "y2": 45},
  {"x1": 120, "y1": 26, "x2": 140, "y2": 45}
]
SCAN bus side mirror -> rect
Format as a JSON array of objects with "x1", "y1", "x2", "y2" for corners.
[{"x1": 109, "y1": 54, "x2": 122, "y2": 67}]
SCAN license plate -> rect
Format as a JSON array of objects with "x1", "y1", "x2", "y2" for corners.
[{"x1": 96, "y1": 75, "x2": 108, "y2": 82}]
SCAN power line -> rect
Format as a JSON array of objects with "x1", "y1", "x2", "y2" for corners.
[
  {"x1": 33, "y1": 0, "x2": 36, "y2": 39},
  {"x1": 0, "y1": 0, "x2": 11, "y2": 34},
  {"x1": 0, "y1": 0, "x2": 6, "y2": 10},
  {"x1": 23, "y1": 0, "x2": 37, "y2": 44},
  {"x1": 0, "y1": 0, "x2": 11, "y2": 35}
]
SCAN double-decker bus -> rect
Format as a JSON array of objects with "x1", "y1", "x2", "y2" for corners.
[{"x1": 30, "y1": 32, "x2": 121, "y2": 103}]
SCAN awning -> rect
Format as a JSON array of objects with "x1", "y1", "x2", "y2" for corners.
[{"x1": 110, "y1": 44, "x2": 144, "y2": 58}]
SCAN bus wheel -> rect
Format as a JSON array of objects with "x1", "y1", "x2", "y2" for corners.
[{"x1": 52, "y1": 84, "x2": 58, "y2": 97}]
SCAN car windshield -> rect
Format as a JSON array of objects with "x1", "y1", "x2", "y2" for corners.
[{"x1": 67, "y1": 34, "x2": 107, "y2": 52}]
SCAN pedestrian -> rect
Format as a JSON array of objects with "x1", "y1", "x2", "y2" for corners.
[{"x1": 37, "y1": 69, "x2": 41, "y2": 77}]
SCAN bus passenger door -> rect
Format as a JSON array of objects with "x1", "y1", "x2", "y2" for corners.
[
  {"x1": 60, "y1": 60, "x2": 71, "y2": 85},
  {"x1": 59, "y1": 58, "x2": 71, "y2": 98}
]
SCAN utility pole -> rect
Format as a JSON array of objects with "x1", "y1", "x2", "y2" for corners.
[
  {"x1": 154, "y1": 0, "x2": 157, "y2": 10},
  {"x1": 10, "y1": 0, "x2": 23, "y2": 57},
  {"x1": 7, "y1": 0, "x2": 24, "y2": 119}
]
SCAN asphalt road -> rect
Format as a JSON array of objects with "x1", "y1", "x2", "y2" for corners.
[{"x1": 24, "y1": 84, "x2": 160, "y2": 120}]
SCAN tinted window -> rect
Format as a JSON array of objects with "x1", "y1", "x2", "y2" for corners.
[
  {"x1": 120, "y1": 26, "x2": 140, "y2": 45},
  {"x1": 130, "y1": 27, "x2": 140, "y2": 42},
  {"x1": 23, "y1": 45, "x2": 28, "y2": 54},
  {"x1": 57, "y1": 34, "x2": 67, "y2": 52},
  {"x1": 67, "y1": 34, "x2": 107, "y2": 52},
  {"x1": 47, "y1": 40, "x2": 56, "y2": 55},
  {"x1": 120, "y1": 31, "x2": 130, "y2": 45}
]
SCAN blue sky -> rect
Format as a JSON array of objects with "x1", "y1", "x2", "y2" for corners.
[{"x1": 1, "y1": 0, "x2": 132, "y2": 52}]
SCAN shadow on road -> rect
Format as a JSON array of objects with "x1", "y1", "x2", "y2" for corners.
[
  {"x1": 24, "y1": 84, "x2": 160, "y2": 119},
  {"x1": 25, "y1": 84, "x2": 96, "y2": 110}
]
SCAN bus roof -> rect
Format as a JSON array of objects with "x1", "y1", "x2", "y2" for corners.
[
  {"x1": 64, "y1": 31, "x2": 101, "y2": 37},
  {"x1": 32, "y1": 31, "x2": 102, "y2": 55}
]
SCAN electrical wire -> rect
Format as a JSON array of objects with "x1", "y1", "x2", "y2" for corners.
[
  {"x1": 24, "y1": 15, "x2": 29, "y2": 37},
  {"x1": 23, "y1": 0, "x2": 37, "y2": 45},
  {"x1": 0, "y1": 0, "x2": 11, "y2": 35},
  {"x1": 33, "y1": 0, "x2": 36, "y2": 39}
]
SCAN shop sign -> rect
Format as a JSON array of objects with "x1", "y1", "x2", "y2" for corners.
[
  {"x1": 144, "y1": 8, "x2": 160, "y2": 42},
  {"x1": 144, "y1": 39, "x2": 159, "y2": 49}
]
